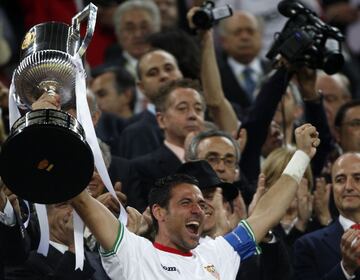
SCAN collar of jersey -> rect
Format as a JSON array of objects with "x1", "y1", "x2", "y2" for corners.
[{"x1": 153, "y1": 242, "x2": 193, "y2": 257}]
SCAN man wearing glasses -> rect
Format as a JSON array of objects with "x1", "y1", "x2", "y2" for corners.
[
  {"x1": 186, "y1": 129, "x2": 296, "y2": 280},
  {"x1": 186, "y1": 129, "x2": 241, "y2": 185}
]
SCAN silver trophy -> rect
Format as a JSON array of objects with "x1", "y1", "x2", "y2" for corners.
[{"x1": 0, "y1": 4, "x2": 98, "y2": 203}]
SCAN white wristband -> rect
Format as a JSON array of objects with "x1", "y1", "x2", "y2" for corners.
[{"x1": 282, "y1": 150, "x2": 310, "y2": 184}]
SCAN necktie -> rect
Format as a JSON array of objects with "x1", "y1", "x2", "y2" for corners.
[{"x1": 242, "y1": 67, "x2": 256, "y2": 101}]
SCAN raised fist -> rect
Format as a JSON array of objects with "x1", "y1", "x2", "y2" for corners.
[{"x1": 295, "y1": 123, "x2": 320, "y2": 159}]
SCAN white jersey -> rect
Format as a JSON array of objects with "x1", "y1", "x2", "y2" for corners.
[{"x1": 100, "y1": 221, "x2": 259, "y2": 280}]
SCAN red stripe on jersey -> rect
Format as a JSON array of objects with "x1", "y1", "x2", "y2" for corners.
[{"x1": 153, "y1": 242, "x2": 193, "y2": 257}]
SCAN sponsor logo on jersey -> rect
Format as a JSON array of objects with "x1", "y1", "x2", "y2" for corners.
[{"x1": 161, "y1": 264, "x2": 180, "y2": 273}]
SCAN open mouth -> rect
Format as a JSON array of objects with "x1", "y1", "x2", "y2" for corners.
[{"x1": 186, "y1": 221, "x2": 200, "y2": 236}]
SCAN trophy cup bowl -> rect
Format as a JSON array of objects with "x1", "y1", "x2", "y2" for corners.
[
  {"x1": 0, "y1": 109, "x2": 94, "y2": 204},
  {"x1": 0, "y1": 4, "x2": 97, "y2": 204}
]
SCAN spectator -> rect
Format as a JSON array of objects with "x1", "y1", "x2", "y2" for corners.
[
  {"x1": 334, "y1": 100, "x2": 360, "y2": 153},
  {"x1": 147, "y1": 29, "x2": 201, "y2": 80},
  {"x1": 316, "y1": 72, "x2": 352, "y2": 138},
  {"x1": 125, "y1": 78, "x2": 205, "y2": 211},
  {"x1": 261, "y1": 146, "x2": 330, "y2": 279},
  {"x1": 117, "y1": 49, "x2": 182, "y2": 159},
  {"x1": 294, "y1": 152, "x2": 360, "y2": 279},
  {"x1": 153, "y1": 0, "x2": 179, "y2": 30},
  {"x1": 6, "y1": 201, "x2": 110, "y2": 279},
  {"x1": 91, "y1": 66, "x2": 136, "y2": 119},
  {"x1": 214, "y1": 0, "x2": 321, "y2": 58},
  {"x1": 0, "y1": 181, "x2": 30, "y2": 279},
  {"x1": 186, "y1": 129, "x2": 241, "y2": 184},
  {"x1": 104, "y1": 0, "x2": 161, "y2": 76},
  {"x1": 217, "y1": 11, "x2": 270, "y2": 112}
]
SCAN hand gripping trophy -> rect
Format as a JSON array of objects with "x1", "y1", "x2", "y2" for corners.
[{"x1": 0, "y1": 4, "x2": 98, "y2": 204}]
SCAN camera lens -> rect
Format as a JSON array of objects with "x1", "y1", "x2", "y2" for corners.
[
  {"x1": 323, "y1": 52, "x2": 344, "y2": 75},
  {"x1": 192, "y1": 10, "x2": 213, "y2": 30}
]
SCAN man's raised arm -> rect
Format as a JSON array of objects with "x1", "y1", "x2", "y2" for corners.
[
  {"x1": 246, "y1": 123, "x2": 320, "y2": 242},
  {"x1": 70, "y1": 190, "x2": 119, "y2": 251},
  {"x1": 187, "y1": 7, "x2": 239, "y2": 133}
]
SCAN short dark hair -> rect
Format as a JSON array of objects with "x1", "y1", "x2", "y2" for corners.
[
  {"x1": 153, "y1": 78, "x2": 205, "y2": 113},
  {"x1": 92, "y1": 66, "x2": 135, "y2": 94},
  {"x1": 147, "y1": 29, "x2": 201, "y2": 80},
  {"x1": 334, "y1": 99, "x2": 360, "y2": 128},
  {"x1": 148, "y1": 174, "x2": 199, "y2": 233},
  {"x1": 92, "y1": 65, "x2": 136, "y2": 109}
]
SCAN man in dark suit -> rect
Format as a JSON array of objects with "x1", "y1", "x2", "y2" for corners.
[
  {"x1": 117, "y1": 49, "x2": 183, "y2": 159},
  {"x1": 5, "y1": 202, "x2": 110, "y2": 280},
  {"x1": 104, "y1": 0, "x2": 161, "y2": 76},
  {"x1": 125, "y1": 79, "x2": 205, "y2": 211},
  {"x1": 90, "y1": 66, "x2": 138, "y2": 156},
  {"x1": 217, "y1": 10, "x2": 271, "y2": 118},
  {"x1": 0, "y1": 184, "x2": 30, "y2": 279},
  {"x1": 294, "y1": 152, "x2": 360, "y2": 279}
]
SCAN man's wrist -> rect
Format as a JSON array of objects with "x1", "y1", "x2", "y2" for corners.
[{"x1": 282, "y1": 150, "x2": 310, "y2": 184}]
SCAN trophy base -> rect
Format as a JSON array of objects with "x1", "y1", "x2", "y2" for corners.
[{"x1": 0, "y1": 110, "x2": 94, "y2": 204}]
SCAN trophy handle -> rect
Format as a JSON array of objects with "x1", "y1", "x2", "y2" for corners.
[{"x1": 70, "y1": 3, "x2": 98, "y2": 57}]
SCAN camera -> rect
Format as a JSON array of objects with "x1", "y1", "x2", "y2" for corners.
[
  {"x1": 192, "y1": 0, "x2": 233, "y2": 30},
  {"x1": 266, "y1": 1, "x2": 344, "y2": 74}
]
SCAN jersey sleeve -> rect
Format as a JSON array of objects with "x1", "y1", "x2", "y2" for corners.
[{"x1": 99, "y1": 221, "x2": 153, "y2": 279}]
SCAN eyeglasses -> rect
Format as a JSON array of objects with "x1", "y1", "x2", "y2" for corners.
[
  {"x1": 342, "y1": 119, "x2": 360, "y2": 129},
  {"x1": 204, "y1": 154, "x2": 237, "y2": 168}
]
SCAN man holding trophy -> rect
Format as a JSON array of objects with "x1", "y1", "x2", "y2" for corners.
[
  {"x1": 0, "y1": 1, "x2": 322, "y2": 279},
  {"x1": 0, "y1": 2, "x2": 125, "y2": 279}
]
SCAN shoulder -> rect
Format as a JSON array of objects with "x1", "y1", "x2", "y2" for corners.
[
  {"x1": 130, "y1": 146, "x2": 167, "y2": 164},
  {"x1": 121, "y1": 113, "x2": 156, "y2": 135},
  {"x1": 295, "y1": 221, "x2": 340, "y2": 247}
]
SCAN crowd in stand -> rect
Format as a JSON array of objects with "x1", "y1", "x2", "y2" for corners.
[{"x1": 0, "y1": 0, "x2": 360, "y2": 279}]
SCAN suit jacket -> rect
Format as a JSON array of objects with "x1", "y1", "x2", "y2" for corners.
[
  {"x1": 5, "y1": 245, "x2": 110, "y2": 280},
  {"x1": 103, "y1": 44, "x2": 127, "y2": 69},
  {"x1": 125, "y1": 145, "x2": 182, "y2": 212},
  {"x1": 293, "y1": 220, "x2": 359, "y2": 280},
  {"x1": 108, "y1": 155, "x2": 133, "y2": 188},
  {"x1": 117, "y1": 110, "x2": 164, "y2": 160},
  {"x1": 95, "y1": 112, "x2": 141, "y2": 157},
  {"x1": 236, "y1": 239, "x2": 292, "y2": 280},
  {"x1": 0, "y1": 212, "x2": 30, "y2": 280},
  {"x1": 216, "y1": 52, "x2": 271, "y2": 114}
]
